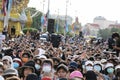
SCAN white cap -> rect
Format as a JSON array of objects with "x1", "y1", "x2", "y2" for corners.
[
  {"x1": 85, "y1": 61, "x2": 93, "y2": 66},
  {"x1": 105, "y1": 63, "x2": 114, "y2": 69},
  {"x1": 94, "y1": 61, "x2": 101, "y2": 65},
  {"x1": 13, "y1": 58, "x2": 22, "y2": 62},
  {"x1": 115, "y1": 65, "x2": 120, "y2": 70},
  {"x1": 39, "y1": 55, "x2": 47, "y2": 59},
  {"x1": 101, "y1": 59, "x2": 107, "y2": 63}
]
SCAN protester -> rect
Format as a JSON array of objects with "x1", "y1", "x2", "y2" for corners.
[
  {"x1": 56, "y1": 64, "x2": 68, "y2": 79},
  {"x1": 0, "y1": 31, "x2": 119, "y2": 80}
]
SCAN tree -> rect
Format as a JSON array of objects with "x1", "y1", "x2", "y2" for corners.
[
  {"x1": 98, "y1": 28, "x2": 120, "y2": 40},
  {"x1": 25, "y1": 7, "x2": 43, "y2": 29}
]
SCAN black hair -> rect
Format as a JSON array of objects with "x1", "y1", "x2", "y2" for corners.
[{"x1": 112, "y1": 32, "x2": 120, "y2": 38}]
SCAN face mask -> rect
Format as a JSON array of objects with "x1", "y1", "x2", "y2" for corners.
[
  {"x1": 94, "y1": 65, "x2": 101, "y2": 72},
  {"x1": 35, "y1": 64, "x2": 40, "y2": 70},
  {"x1": 42, "y1": 65, "x2": 51, "y2": 73},
  {"x1": 86, "y1": 66, "x2": 93, "y2": 71},
  {"x1": 13, "y1": 62, "x2": 19, "y2": 68},
  {"x1": 107, "y1": 68, "x2": 114, "y2": 74},
  {"x1": 22, "y1": 58, "x2": 29, "y2": 63}
]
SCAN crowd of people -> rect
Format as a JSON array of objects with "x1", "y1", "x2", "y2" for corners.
[{"x1": 0, "y1": 32, "x2": 120, "y2": 80}]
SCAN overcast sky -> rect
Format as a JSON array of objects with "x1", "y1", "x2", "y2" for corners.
[{"x1": 28, "y1": 0, "x2": 120, "y2": 25}]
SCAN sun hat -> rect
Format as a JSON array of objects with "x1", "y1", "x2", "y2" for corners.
[
  {"x1": 13, "y1": 58, "x2": 22, "y2": 67},
  {"x1": 105, "y1": 63, "x2": 114, "y2": 69},
  {"x1": 101, "y1": 59, "x2": 107, "y2": 64},
  {"x1": 56, "y1": 64, "x2": 68, "y2": 72},
  {"x1": 69, "y1": 70, "x2": 83, "y2": 79},
  {"x1": 2, "y1": 68, "x2": 18, "y2": 77},
  {"x1": 85, "y1": 61, "x2": 93, "y2": 66}
]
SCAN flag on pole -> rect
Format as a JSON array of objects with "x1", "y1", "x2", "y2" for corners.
[
  {"x1": 65, "y1": 21, "x2": 69, "y2": 32},
  {"x1": 3, "y1": 0, "x2": 13, "y2": 28}
]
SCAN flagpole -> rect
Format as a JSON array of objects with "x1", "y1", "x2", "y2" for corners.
[
  {"x1": 41, "y1": 0, "x2": 45, "y2": 32},
  {"x1": 64, "y1": 0, "x2": 69, "y2": 36},
  {"x1": 46, "y1": 0, "x2": 50, "y2": 32}
]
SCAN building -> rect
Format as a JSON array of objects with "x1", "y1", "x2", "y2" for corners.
[
  {"x1": 94, "y1": 16, "x2": 116, "y2": 29},
  {"x1": 84, "y1": 23, "x2": 100, "y2": 37},
  {"x1": 109, "y1": 24, "x2": 120, "y2": 28}
]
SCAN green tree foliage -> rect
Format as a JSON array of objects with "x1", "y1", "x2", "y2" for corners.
[
  {"x1": 98, "y1": 28, "x2": 120, "y2": 40},
  {"x1": 22, "y1": 28, "x2": 38, "y2": 34},
  {"x1": 25, "y1": 7, "x2": 43, "y2": 29}
]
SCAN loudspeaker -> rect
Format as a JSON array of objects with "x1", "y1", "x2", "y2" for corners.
[
  {"x1": 50, "y1": 34, "x2": 61, "y2": 48},
  {"x1": 47, "y1": 19, "x2": 55, "y2": 34}
]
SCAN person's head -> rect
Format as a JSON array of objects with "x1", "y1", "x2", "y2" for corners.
[
  {"x1": 21, "y1": 53, "x2": 31, "y2": 63},
  {"x1": 34, "y1": 57, "x2": 42, "y2": 70},
  {"x1": 93, "y1": 61, "x2": 102, "y2": 72},
  {"x1": 112, "y1": 32, "x2": 120, "y2": 40},
  {"x1": 104, "y1": 63, "x2": 114, "y2": 75},
  {"x1": 69, "y1": 70, "x2": 83, "y2": 80},
  {"x1": 2, "y1": 56, "x2": 13, "y2": 69},
  {"x1": 18, "y1": 60, "x2": 35, "y2": 78},
  {"x1": 13, "y1": 58, "x2": 22, "y2": 69},
  {"x1": 85, "y1": 71, "x2": 97, "y2": 80},
  {"x1": 42, "y1": 59, "x2": 53, "y2": 73},
  {"x1": 52, "y1": 57, "x2": 61, "y2": 70},
  {"x1": 56, "y1": 64, "x2": 68, "y2": 78},
  {"x1": 85, "y1": 61, "x2": 93, "y2": 72},
  {"x1": 2, "y1": 68, "x2": 18, "y2": 79},
  {"x1": 115, "y1": 64, "x2": 120, "y2": 77},
  {"x1": 69, "y1": 61, "x2": 78, "y2": 73}
]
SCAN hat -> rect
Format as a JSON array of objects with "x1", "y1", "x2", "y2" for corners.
[
  {"x1": 18, "y1": 60, "x2": 35, "y2": 77},
  {"x1": 42, "y1": 77, "x2": 51, "y2": 80},
  {"x1": 0, "y1": 76, "x2": 4, "y2": 80},
  {"x1": 85, "y1": 61, "x2": 93, "y2": 66},
  {"x1": 39, "y1": 55, "x2": 47, "y2": 59},
  {"x1": 115, "y1": 65, "x2": 120, "y2": 70},
  {"x1": 26, "y1": 73, "x2": 38, "y2": 80},
  {"x1": 6, "y1": 76, "x2": 20, "y2": 80},
  {"x1": 105, "y1": 63, "x2": 114, "y2": 69},
  {"x1": 101, "y1": 59, "x2": 107, "y2": 63},
  {"x1": 69, "y1": 70, "x2": 83, "y2": 79},
  {"x1": 13, "y1": 58, "x2": 22, "y2": 66},
  {"x1": 94, "y1": 61, "x2": 101, "y2": 65},
  {"x1": 57, "y1": 64, "x2": 68, "y2": 72},
  {"x1": 69, "y1": 61, "x2": 78, "y2": 69},
  {"x1": 2, "y1": 68, "x2": 18, "y2": 77},
  {"x1": 2, "y1": 56, "x2": 12, "y2": 62}
]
